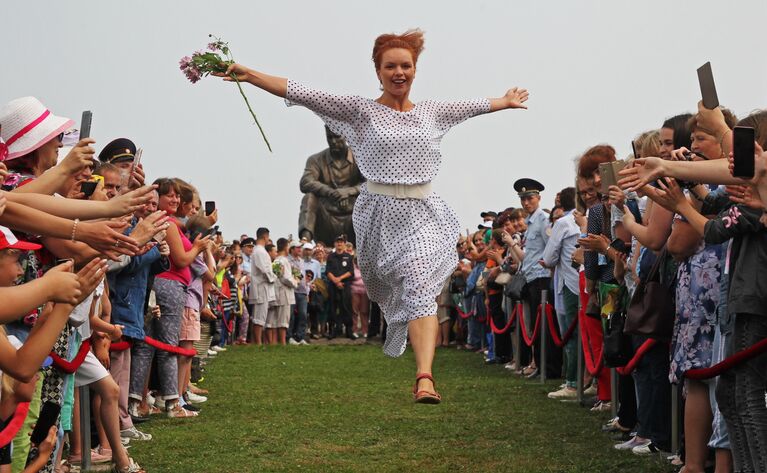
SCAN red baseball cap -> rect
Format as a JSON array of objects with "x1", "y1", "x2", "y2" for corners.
[{"x1": 0, "y1": 226, "x2": 42, "y2": 251}]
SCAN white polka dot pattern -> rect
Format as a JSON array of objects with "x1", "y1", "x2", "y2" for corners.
[{"x1": 286, "y1": 80, "x2": 490, "y2": 356}]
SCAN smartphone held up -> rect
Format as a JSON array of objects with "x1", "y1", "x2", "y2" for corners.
[{"x1": 732, "y1": 126, "x2": 755, "y2": 179}]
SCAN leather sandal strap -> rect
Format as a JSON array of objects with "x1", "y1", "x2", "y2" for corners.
[{"x1": 415, "y1": 373, "x2": 434, "y2": 385}]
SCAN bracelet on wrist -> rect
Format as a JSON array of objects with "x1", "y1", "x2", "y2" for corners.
[{"x1": 71, "y1": 219, "x2": 79, "y2": 242}]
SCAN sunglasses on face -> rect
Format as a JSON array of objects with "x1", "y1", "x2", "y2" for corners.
[{"x1": 56, "y1": 132, "x2": 64, "y2": 142}]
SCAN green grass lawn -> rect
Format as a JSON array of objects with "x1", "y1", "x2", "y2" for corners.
[{"x1": 127, "y1": 344, "x2": 675, "y2": 473}]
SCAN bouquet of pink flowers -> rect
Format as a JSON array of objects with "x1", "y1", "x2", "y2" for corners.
[{"x1": 179, "y1": 35, "x2": 271, "y2": 152}]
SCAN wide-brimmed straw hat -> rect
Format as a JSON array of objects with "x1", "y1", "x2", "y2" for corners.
[{"x1": 0, "y1": 97, "x2": 74, "y2": 161}]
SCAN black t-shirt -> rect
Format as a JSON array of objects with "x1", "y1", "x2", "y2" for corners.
[{"x1": 326, "y1": 252, "x2": 355, "y2": 285}]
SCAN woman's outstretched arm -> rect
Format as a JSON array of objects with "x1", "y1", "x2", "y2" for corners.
[{"x1": 217, "y1": 64, "x2": 288, "y2": 98}]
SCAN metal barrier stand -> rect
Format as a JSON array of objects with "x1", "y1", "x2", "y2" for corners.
[
  {"x1": 540, "y1": 289, "x2": 548, "y2": 384},
  {"x1": 513, "y1": 300, "x2": 521, "y2": 374},
  {"x1": 610, "y1": 368, "x2": 618, "y2": 418},
  {"x1": 79, "y1": 386, "x2": 91, "y2": 471},
  {"x1": 576, "y1": 307, "x2": 584, "y2": 406},
  {"x1": 671, "y1": 384, "x2": 680, "y2": 455}
]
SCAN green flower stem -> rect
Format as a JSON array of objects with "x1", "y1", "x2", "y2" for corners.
[{"x1": 231, "y1": 73, "x2": 272, "y2": 153}]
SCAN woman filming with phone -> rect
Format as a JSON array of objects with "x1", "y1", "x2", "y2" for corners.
[{"x1": 128, "y1": 178, "x2": 212, "y2": 419}]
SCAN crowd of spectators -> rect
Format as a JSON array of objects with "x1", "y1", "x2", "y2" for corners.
[
  {"x1": 1, "y1": 90, "x2": 766, "y2": 473},
  {"x1": 0, "y1": 94, "x2": 387, "y2": 473},
  {"x1": 444, "y1": 102, "x2": 767, "y2": 473}
]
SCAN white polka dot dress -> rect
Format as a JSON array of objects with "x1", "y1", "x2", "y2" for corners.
[{"x1": 286, "y1": 80, "x2": 490, "y2": 357}]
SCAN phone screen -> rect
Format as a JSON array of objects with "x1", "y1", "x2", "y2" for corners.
[
  {"x1": 205, "y1": 201, "x2": 215, "y2": 216},
  {"x1": 128, "y1": 148, "x2": 143, "y2": 184},
  {"x1": 733, "y1": 126, "x2": 755, "y2": 179}
]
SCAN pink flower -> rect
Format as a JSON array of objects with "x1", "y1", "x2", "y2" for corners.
[
  {"x1": 207, "y1": 42, "x2": 219, "y2": 51},
  {"x1": 179, "y1": 56, "x2": 201, "y2": 83}
]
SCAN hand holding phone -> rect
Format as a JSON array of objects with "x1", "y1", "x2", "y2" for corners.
[{"x1": 204, "y1": 200, "x2": 215, "y2": 216}]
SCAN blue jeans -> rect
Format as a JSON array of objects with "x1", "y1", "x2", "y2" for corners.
[
  {"x1": 219, "y1": 310, "x2": 231, "y2": 347},
  {"x1": 716, "y1": 313, "x2": 767, "y2": 473},
  {"x1": 467, "y1": 294, "x2": 486, "y2": 348},
  {"x1": 290, "y1": 293, "x2": 309, "y2": 341},
  {"x1": 632, "y1": 337, "x2": 671, "y2": 449}
]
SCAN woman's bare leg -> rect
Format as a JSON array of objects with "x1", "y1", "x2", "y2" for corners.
[{"x1": 408, "y1": 315, "x2": 439, "y2": 393}]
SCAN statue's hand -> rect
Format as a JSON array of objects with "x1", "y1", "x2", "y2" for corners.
[
  {"x1": 328, "y1": 189, "x2": 344, "y2": 202},
  {"x1": 336, "y1": 187, "x2": 358, "y2": 200}
]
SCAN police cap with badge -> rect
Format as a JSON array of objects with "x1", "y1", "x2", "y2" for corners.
[
  {"x1": 98, "y1": 138, "x2": 136, "y2": 164},
  {"x1": 513, "y1": 178, "x2": 545, "y2": 198}
]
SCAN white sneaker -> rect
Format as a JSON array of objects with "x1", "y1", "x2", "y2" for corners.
[
  {"x1": 547, "y1": 386, "x2": 578, "y2": 400},
  {"x1": 584, "y1": 383, "x2": 598, "y2": 396},
  {"x1": 288, "y1": 338, "x2": 300, "y2": 345},
  {"x1": 632, "y1": 442, "x2": 667, "y2": 456},
  {"x1": 207, "y1": 349, "x2": 218, "y2": 356},
  {"x1": 211, "y1": 346, "x2": 227, "y2": 352},
  {"x1": 299, "y1": 340, "x2": 309, "y2": 345},
  {"x1": 503, "y1": 362, "x2": 517, "y2": 370},
  {"x1": 614, "y1": 436, "x2": 649, "y2": 451},
  {"x1": 185, "y1": 391, "x2": 208, "y2": 404},
  {"x1": 121, "y1": 426, "x2": 153, "y2": 441}
]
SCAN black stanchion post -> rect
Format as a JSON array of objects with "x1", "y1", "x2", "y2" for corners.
[
  {"x1": 540, "y1": 289, "x2": 547, "y2": 384},
  {"x1": 671, "y1": 383, "x2": 680, "y2": 455},
  {"x1": 610, "y1": 368, "x2": 618, "y2": 418},
  {"x1": 513, "y1": 300, "x2": 521, "y2": 373},
  {"x1": 576, "y1": 309, "x2": 584, "y2": 406},
  {"x1": 79, "y1": 386, "x2": 91, "y2": 471}
]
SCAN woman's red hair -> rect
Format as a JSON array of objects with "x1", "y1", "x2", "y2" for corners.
[
  {"x1": 577, "y1": 144, "x2": 616, "y2": 179},
  {"x1": 372, "y1": 29, "x2": 425, "y2": 70}
]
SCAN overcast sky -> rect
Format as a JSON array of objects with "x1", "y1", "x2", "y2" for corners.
[{"x1": 4, "y1": 1, "x2": 766, "y2": 241}]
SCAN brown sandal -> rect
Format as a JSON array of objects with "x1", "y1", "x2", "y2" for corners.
[{"x1": 413, "y1": 373, "x2": 441, "y2": 404}]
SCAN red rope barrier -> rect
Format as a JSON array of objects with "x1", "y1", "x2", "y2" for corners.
[
  {"x1": 686, "y1": 337, "x2": 767, "y2": 380},
  {"x1": 545, "y1": 303, "x2": 579, "y2": 348},
  {"x1": 0, "y1": 402, "x2": 30, "y2": 448},
  {"x1": 456, "y1": 301, "x2": 476, "y2": 320},
  {"x1": 578, "y1": 305, "x2": 603, "y2": 376},
  {"x1": 143, "y1": 336, "x2": 196, "y2": 357},
  {"x1": 518, "y1": 304, "x2": 541, "y2": 347},
  {"x1": 49, "y1": 340, "x2": 91, "y2": 374},
  {"x1": 109, "y1": 340, "x2": 132, "y2": 352},
  {"x1": 616, "y1": 339, "x2": 658, "y2": 376},
  {"x1": 489, "y1": 304, "x2": 517, "y2": 335}
]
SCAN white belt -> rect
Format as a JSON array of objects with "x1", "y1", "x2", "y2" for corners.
[{"x1": 366, "y1": 181, "x2": 432, "y2": 199}]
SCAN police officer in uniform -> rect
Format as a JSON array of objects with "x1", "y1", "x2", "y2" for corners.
[
  {"x1": 325, "y1": 235, "x2": 357, "y2": 339},
  {"x1": 514, "y1": 178, "x2": 562, "y2": 379}
]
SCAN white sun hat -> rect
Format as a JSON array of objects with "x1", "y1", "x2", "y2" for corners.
[{"x1": 0, "y1": 97, "x2": 74, "y2": 161}]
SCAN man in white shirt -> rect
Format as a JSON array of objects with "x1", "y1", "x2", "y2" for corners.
[
  {"x1": 248, "y1": 228, "x2": 276, "y2": 345},
  {"x1": 540, "y1": 187, "x2": 580, "y2": 399}
]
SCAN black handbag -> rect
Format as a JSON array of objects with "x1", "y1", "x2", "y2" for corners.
[
  {"x1": 603, "y1": 309, "x2": 632, "y2": 368},
  {"x1": 624, "y1": 247, "x2": 676, "y2": 340},
  {"x1": 503, "y1": 272, "x2": 526, "y2": 300}
]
